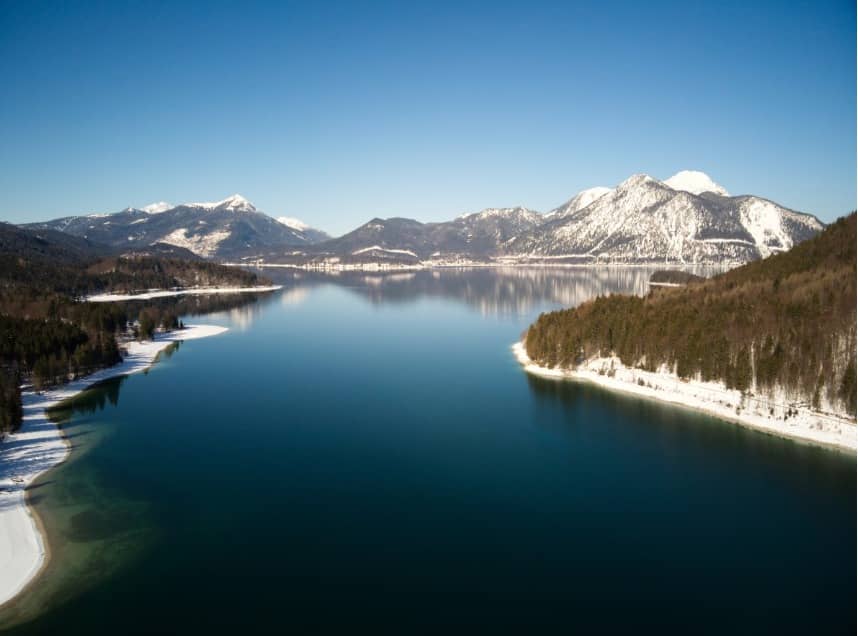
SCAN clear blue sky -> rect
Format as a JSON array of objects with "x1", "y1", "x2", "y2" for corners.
[{"x1": 1, "y1": 0, "x2": 854, "y2": 235}]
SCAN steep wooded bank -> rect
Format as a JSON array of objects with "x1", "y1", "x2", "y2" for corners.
[{"x1": 524, "y1": 214, "x2": 857, "y2": 417}]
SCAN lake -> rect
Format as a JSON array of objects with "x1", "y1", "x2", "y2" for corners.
[{"x1": 1, "y1": 268, "x2": 854, "y2": 634}]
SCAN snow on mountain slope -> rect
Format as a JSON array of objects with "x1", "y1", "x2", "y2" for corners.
[
  {"x1": 141, "y1": 201, "x2": 173, "y2": 214},
  {"x1": 459, "y1": 206, "x2": 542, "y2": 224},
  {"x1": 23, "y1": 194, "x2": 330, "y2": 259},
  {"x1": 278, "y1": 216, "x2": 310, "y2": 231},
  {"x1": 22, "y1": 172, "x2": 823, "y2": 265},
  {"x1": 505, "y1": 173, "x2": 822, "y2": 264},
  {"x1": 457, "y1": 207, "x2": 543, "y2": 244},
  {"x1": 546, "y1": 186, "x2": 613, "y2": 220},
  {"x1": 736, "y1": 196, "x2": 823, "y2": 257},
  {"x1": 276, "y1": 216, "x2": 330, "y2": 243},
  {"x1": 305, "y1": 207, "x2": 545, "y2": 260},
  {"x1": 159, "y1": 228, "x2": 231, "y2": 258},
  {"x1": 664, "y1": 170, "x2": 729, "y2": 196},
  {"x1": 186, "y1": 194, "x2": 256, "y2": 212}
]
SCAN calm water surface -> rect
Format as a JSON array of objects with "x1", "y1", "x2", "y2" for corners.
[{"x1": 1, "y1": 268, "x2": 854, "y2": 634}]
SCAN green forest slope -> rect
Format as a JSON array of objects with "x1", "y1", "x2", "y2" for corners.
[{"x1": 524, "y1": 214, "x2": 857, "y2": 417}]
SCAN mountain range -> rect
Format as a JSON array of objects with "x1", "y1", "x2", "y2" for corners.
[
  {"x1": 20, "y1": 171, "x2": 824, "y2": 266},
  {"x1": 23, "y1": 195, "x2": 330, "y2": 260}
]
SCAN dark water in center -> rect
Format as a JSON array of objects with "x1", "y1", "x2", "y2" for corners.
[{"x1": 1, "y1": 268, "x2": 855, "y2": 634}]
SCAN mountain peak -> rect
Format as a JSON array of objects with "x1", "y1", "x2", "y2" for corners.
[
  {"x1": 617, "y1": 173, "x2": 660, "y2": 191},
  {"x1": 217, "y1": 194, "x2": 255, "y2": 211},
  {"x1": 664, "y1": 170, "x2": 729, "y2": 196},
  {"x1": 186, "y1": 194, "x2": 256, "y2": 212}
]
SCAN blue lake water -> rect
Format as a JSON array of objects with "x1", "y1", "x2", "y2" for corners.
[{"x1": 1, "y1": 268, "x2": 854, "y2": 634}]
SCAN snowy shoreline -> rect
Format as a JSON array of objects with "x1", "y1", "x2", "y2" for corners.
[
  {"x1": 0, "y1": 324, "x2": 228, "y2": 608},
  {"x1": 86, "y1": 285, "x2": 281, "y2": 302},
  {"x1": 513, "y1": 342, "x2": 857, "y2": 453}
]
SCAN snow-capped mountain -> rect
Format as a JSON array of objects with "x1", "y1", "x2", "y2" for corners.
[
  {"x1": 24, "y1": 195, "x2": 330, "y2": 259},
  {"x1": 297, "y1": 171, "x2": 821, "y2": 265},
  {"x1": 663, "y1": 170, "x2": 729, "y2": 196},
  {"x1": 22, "y1": 172, "x2": 825, "y2": 265},
  {"x1": 505, "y1": 172, "x2": 822, "y2": 263}
]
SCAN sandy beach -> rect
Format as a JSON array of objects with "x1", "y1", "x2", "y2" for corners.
[
  {"x1": 0, "y1": 324, "x2": 228, "y2": 608},
  {"x1": 513, "y1": 342, "x2": 857, "y2": 453}
]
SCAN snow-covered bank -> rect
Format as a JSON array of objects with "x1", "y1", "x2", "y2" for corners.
[
  {"x1": 0, "y1": 324, "x2": 228, "y2": 608},
  {"x1": 513, "y1": 342, "x2": 857, "y2": 453},
  {"x1": 86, "y1": 285, "x2": 281, "y2": 302}
]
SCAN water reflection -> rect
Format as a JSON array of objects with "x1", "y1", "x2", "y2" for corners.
[
  {"x1": 112, "y1": 291, "x2": 281, "y2": 332},
  {"x1": 260, "y1": 266, "x2": 720, "y2": 316},
  {"x1": 46, "y1": 376, "x2": 128, "y2": 426},
  {"x1": 46, "y1": 343, "x2": 183, "y2": 427},
  {"x1": 525, "y1": 373, "x2": 856, "y2": 495}
]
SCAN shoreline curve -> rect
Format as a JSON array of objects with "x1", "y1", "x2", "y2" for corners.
[
  {"x1": 512, "y1": 341, "x2": 857, "y2": 453},
  {"x1": 0, "y1": 324, "x2": 229, "y2": 608}
]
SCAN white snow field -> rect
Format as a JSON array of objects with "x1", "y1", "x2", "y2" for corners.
[{"x1": 86, "y1": 285, "x2": 281, "y2": 302}]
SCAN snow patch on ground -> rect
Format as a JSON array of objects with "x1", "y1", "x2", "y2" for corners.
[
  {"x1": 0, "y1": 325, "x2": 228, "y2": 608},
  {"x1": 86, "y1": 285, "x2": 282, "y2": 302},
  {"x1": 513, "y1": 342, "x2": 856, "y2": 453},
  {"x1": 351, "y1": 245, "x2": 418, "y2": 258},
  {"x1": 159, "y1": 228, "x2": 231, "y2": 257}
]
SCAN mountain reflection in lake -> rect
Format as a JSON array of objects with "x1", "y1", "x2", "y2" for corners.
[{"x1": 256, "y1": 266, "x2": 719, "y2": 316}]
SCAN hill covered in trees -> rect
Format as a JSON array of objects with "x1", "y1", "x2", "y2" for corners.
[
  {"x1": 524, "y1": 214, "x2": 857, "y2": 417},
  {"x1": 649, "y1": 270, "x2": 705, "y2": 286},
  {"x1": 0, "y1": 224, "x2": 272, "y2": 434}
]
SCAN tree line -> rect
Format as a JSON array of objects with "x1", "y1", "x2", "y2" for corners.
[
  {"x1": 525, "y1": 214, "x2": 857, "y2": 416},
  {"x1": 0, "y1": 245, "x2": 272, "y2": 434}
]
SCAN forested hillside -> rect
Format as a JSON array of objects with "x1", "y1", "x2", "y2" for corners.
[
  {"x1": 83, "y1": 255, "x2": 265, "y2": 294},
  {"x1": 525, "y1": 214, "x2": 857, "y2": 416},
  {"x1": 0, "y1": 224, "x2": 272, "y2": 434}
]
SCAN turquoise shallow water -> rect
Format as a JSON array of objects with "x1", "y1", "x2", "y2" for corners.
[{"x1": 1, "y1": 268, "x2": 854, "y2": 634}]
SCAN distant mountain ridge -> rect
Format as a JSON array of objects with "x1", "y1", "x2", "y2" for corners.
[
  {"x1": 21, "y1": 172, "x2": 824, "y2": 265},
  {"x1": 24, "y1": 195, "x2": 331, "y2": 260},
  {"x1": 296, "y1": 171, "x2": 821, "y2": 265}
]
